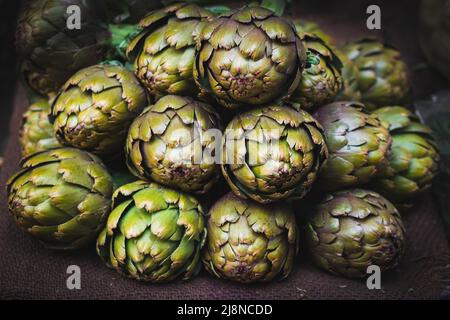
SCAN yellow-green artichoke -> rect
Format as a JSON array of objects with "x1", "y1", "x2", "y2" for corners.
[
  {"x1": 341, "y1": 38, "x2": 410, "y2": 111},
  {"x1": 290, "y1": 33, "x2": 343, "y2": 111},
  {"x1": 96, "y1": 180, "x2": 206, "y2": 282},
  {"x1": 127, "y1": 2, "x2": 214, "y2": 98},
  {"x1": 203, "y1": 192, "x2": 299, "y2": 283},
  {"x1": 304, "y1": 189, "x2": 406, "y2": 279},
  {"x1": 19, "y1": 99, "x2": 61, "y2": 157},
  {"x1": 194, "y1": 5, "x2": 306, "y2": 109},
  {"x1": 221, "y1": 104, "x2": 328, "y2": 203},
  {"x1": 7, "y1": 148, "x2": 113, "y2": 250},
  {"x1": 313, "y1": 101, "x2": 392, "y2": 191},
  {"x1": 49, "y1": 64, "x2": 149, "y2": 156},
  {"x1": 125, "y1": 95, "x2": 222, "y2": 194},
  {"x1": 371, "y1": 106, "x2": 440, "y2": 209}
]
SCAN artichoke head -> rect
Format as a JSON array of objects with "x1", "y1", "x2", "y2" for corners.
[
  {"x1": 222, "y1": 104, "x2": 328, "y2": 204},
  {"x1": 7, "y1": 148, "x2": 113, "y2": 250},
  {"x1": 126, "y1": 95, "x2": 222, "y2": 194},
  {"x1": 194, "y1": 5, "x2": 306, "y2": 109},
  {"x1": 342, "y1": 38, "x2": 410, "y2": 111},
  {"x1": 19, "y1": 99, "x2": 61, "y2": 157},
  {"x1": 335, "y1": 49, "x2": 362, "y2": 101},
  {"x1": 371, "y1": 106, "x2": 440, "y2": 209},
  {"x1": 304, "y1": 189, "x2": 406, "y2": 279},
  {"x1": 50, "y1": 64, "x2": 149, "y2": 156},
  {"x1": 203, "y1": 192, "x2": 299, "y2": 283},
  {"x1": 290, "y1": 33, "x2": 343, "y2": 111},
  {"x1": 96, "y1": 180, "x2": 206, "y2": 282},
  {"x1": 127, "y1": 2, "x2": 215, "y2": 98},
  {"x1": 314, "y1": 101, "x2": 392, "y2": 191},
  {"x1": 15, "y1": 0, "x2": 110, "y2": 96}
]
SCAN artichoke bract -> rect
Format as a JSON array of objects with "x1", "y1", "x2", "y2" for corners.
[
  {"x1": 50, "y1": 64, "x2": 149, "y2": 156},
  {"x1": 342, "y1": 38, "x2": 410, "y2": 111},
  {"x1": 335, "y1": 49, "x2": 362, "y2": 101},
  {"x1": 290, "y1": 33, "x2": 343, "y2": 111},
  {"x1": 294, "y1": 19, "x2": 334, "y2": 45},
  {"x1": 7, "y1": 148, "x2": 113, "y2": 250},
  {"x1": 371, "y1": 106, "x2": 440, "y2": 209},
  {"x1": 96, "y1": 180, "x2": 206, "y2": 282},
  {"x1": 221, "y1": 104, "x2": 328, "y2": 204},
  {"x1": 194, "y1": 5, "x2": 306, "y2": 109},
  {"x1": 203, "y1": 192, "x2": 299, "y2": 283},
  {"x1": 127, "y1": 3, "x2": 214, "y2": 98},
  {"x1": 126, "y1": 95, "x2": 222, "y2": 194},
  {"x1": 304, "y1": 189, "x2": 406, "y2": 279},
  {"x1": 15, "y1": 0, "x2": 109, "y2": 96},
  {"x1": 19, "y1": 99, "x2": 61, "y2": 157},
  {"x1": 314, "y1": 101, "x2": 392, "y2": 191}
]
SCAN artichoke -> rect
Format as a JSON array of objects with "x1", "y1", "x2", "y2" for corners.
[
  {"x1": 304, "y1": 189, "x2": 406, "y2": 279},
  {"x1": 96, "y1": 180, "x2": 206, "y2": 282},
  {"x1": 126, "y1": 2, "x2": 214, "y2": 98},
  {"x1": 290, "y1": 33, "x2": 343, "y2": 111},
  {"x1": 203, "y1": 192, "x2": 299, "y2": 283},
  {"x1": 193, "y1": 5, "x2": 306, "y2": 109},
  {"x1": 371, "y1": 106, "x2": 440, "y2": 209},
  {"x1": 221, "y1": 104, "x2": 328, "y2": 204},
  {"x1": 50, "y1": 64, "x2": 149, "y2": 156},
  {"x1": 126, "y1": 95, "x2": 222, "y2": 194},
  {"x1": 341, "y1": 38, "x2": 410, "y2": 110},
  {"x1": 335, "y1": 49, "x2": 362, "y2": 101},
  {"x1": 7, "y1": 148, "x2": 113, "y2": 250},
  {"x1": 19, "y1": 99, "x2": 61, "y2": 157},
  {"x1": 313, "y1": 101, "x2": 392, "y2": 191},
  {"x1": 15, "y1": 0, "x2": 110, "y2": 96},
  {"x1": 419, "y1": 0, "x2": 450, "y2": 82}
]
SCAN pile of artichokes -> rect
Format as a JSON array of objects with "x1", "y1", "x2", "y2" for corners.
[{"x1": 8, "y1": 1, "x2": 440, "y2": 284}]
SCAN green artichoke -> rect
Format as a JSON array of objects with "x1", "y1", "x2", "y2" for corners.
[
  {"x1": 126, "y1": 95, "x2": 222, "y2": 194},
  {"x1": 19, "y1": 99, "x2": 61, "y2": 157},
  {"x1": 371, "y1": 106, "x2": 440, "y2": 209},
  {"x1": 341, "y1": 38, "x2": 410, "y2": 111},
  {"x1": 294, "y1": 19, "x2": 334, "y2": 45},
  {"x1": 203, "y1": 192, "x2": 299, "y2": 283},
  {"x1": 304, "y1": 189, "x2": 406, "y2": 279},
  {"x1": 49, "y1": 64, "x2": 149, "y2": 156},
  {"x1": 15, "y1": 0, "x2": 110, "y2": 96},
  {"x1": 335, "y1": 49, "x2": 362, "y2": 101},
  {"x1": 290, "y1": 33, "x2": 343, "y2": 111},
  {"x1": 7, "y1": 148, "x2": 113, "y2": 250},
  {"x1": 96, "y1": 180, "x2": 206, "y2": 282},
  {"x1": 419, "y1": 0, "x2": 450, "y2": 82},
  {"x1": 126, "y1": 2, "x2": 214, "y2": 98},
  {"x1": 313, "y1": 101, "x2": 392, "y2": 191},
  {"x1": 194, "y1": 5, "x2": 306, "y2": 109},
  {"x1": 222, "y1": 104, "x2": 328, "y2": 204}
]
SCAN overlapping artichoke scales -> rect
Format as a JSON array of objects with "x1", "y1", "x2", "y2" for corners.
[
  {"x1": 7, "y1": 148, "x2": 113, "y2": 250},
  {"x1": 96, "y1": 181, "x2": 206, "y2": 282},
  {"x1": 314, "y1": 101, "x2": 392, "y2": 191},
  {"x1": 126, "y1": 95, "x2": 222, "y2": 194},
  {"x1": 305, "y1": 189, "x2": 405, "y2": 278},
  {"x1": 16, "y1": 0, "x2": 109, "y2": 96},
  {"x1": 50, "y1": 64, "x2": 149, "y2": 156},
  {"x1": 222, "y1": 104, "x2": 328, "y2": 203},
  {"x1": 202, "y1": 192, "x2": 298, "y2": 283},
  {"x1": 19, "y1": 99, "x2": 61, "y2": 157},
  {"x1": 127, "y1": 2, "x2": 214, "y2": 97},
  {"x1": 194, "y1": 5, "x2": 306, "y2": 109},
  {"x1": 371, "y1": 106, "x2": 440, "y2": 208},
  {"x1": 290, "y1": 33, "x2": 343, "y2": 111},
  {"x1": 342, "y1": 38, "x2": 410, "y2": 110},
  {"x1": 335, "y1": 49, "x2": 362, "y2": 101}
]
